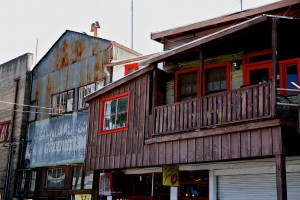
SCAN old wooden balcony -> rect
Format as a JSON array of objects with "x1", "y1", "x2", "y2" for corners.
[{"x1": 154, "y1": 82, "x2": 275, "y2": 135}]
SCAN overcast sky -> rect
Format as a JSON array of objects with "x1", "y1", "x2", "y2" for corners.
[{"x1": 0, "y1": 0, "x2": 280, "y2": 65}]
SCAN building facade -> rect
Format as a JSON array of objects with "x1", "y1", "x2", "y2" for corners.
[
  {"x1": 0, "y1": 53, "x2": 33, "y2": 200},
  {"x1": 17, "y1": 30, "x2": 141, "y2": 199},
  {"x1": 84, "y1": 1, "x2": 300, "y2": 200}
]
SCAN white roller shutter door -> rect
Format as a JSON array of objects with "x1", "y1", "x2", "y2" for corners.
[{"x1": 217, "y1": 172, "x2": 300, "y2": 200}]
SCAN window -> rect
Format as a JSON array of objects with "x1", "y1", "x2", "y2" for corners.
[
  {"x1": 203, "y1": 62, "x2": 230, "y2": 95},
  {"x1": 46, "y1": 168, "x2": 66, "y2": 187},
  {"x1": 17, "y1": 171, "x2": 27, "y2": 193},
  {"x1": 243, "y1": 50, "x2": 272, "y2": 85},
  {"x1": 175, "y1": 68, "x2": 200, "y2": 102},
  {"x1": 124, "y1": 63, "x2": 138, "y2": 75},
  {"x1": 78, "y1": 83, "x2": 95, "y2": 109},
  {"x1": 280, "y1": 58, "x2": 300, "y2": 95},
  {"x1": 0, "y1": 121, "x2": 10, "y2": 143},
  {"x1": 72, "y1": 166, "x2": 82, "y2": 189},
  {"x1": 29, "y1": 171, "x2": 37, "y2": 192},
  {"x1": 52, "y1": 89, "x2": 74, "y2": 114},
  {"x1": 100, "y1": 92, "x2": 130, "y2": 134},
  {"x1": 83, "y1": 171, "x2": 94, "y2": 189}
]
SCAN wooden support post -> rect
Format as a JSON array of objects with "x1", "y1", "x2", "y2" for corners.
[
  {"x1": 151, "y1": 67, "x2": 158, "y2": 136},
  {"x1": 199, "y1": 48, "x2": 204, "y2": 127},
  {"x1": 271, "y1": 18, "x2": 278, "y2": 118},
  {"x1": 275, "y1": 154, "x2": 287, "y2": 200}
]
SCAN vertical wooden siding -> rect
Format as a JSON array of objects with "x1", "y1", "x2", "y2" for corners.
[{"x1": 85, "y1": 73, "x2": 150, "y2": 170}]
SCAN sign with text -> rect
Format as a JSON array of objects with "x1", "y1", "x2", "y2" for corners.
[
  {"x1": 0, "y1": 121, "x2": 10, "y2": 142},
  {"x1": 162, "y1": 165, "x2": 179, "y2": 186},
  {"x1": 74, "y1": 194, "x2": 91, "y2": 200}
]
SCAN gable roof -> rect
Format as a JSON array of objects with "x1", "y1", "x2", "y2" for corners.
[
  {"x1": 151, "y1": 0, "x2": 300, "y2": 42},
  {"x1": 33, "y1": 30, "x2": 141, "y2": 71}
]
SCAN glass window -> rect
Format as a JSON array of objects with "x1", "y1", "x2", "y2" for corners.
[
  {"x1": 101, "y1": 93, "x2": 130, "y2": 133},
  {"x1": 46, "y1": 168, "x2": 66, "y2": 187},
  {"x1": 175, "y1": 68, "x2": 199, "y2": 102},
  {"x1": 204, "y1": 62, "x2": 230, "y2": 95},
  {"x1": 83, "y1": 171, "x2": 94, "y2": 189},
  {"x1": 29, "y1": 171, "x2": 37, "y2": 192},
  {"x1": 72, "y1": 166, "x2": 82, "y2": 189},
  {"x1": 52, "y1": 89, "x2": 74, "y2": 114},
  {"x1": 78, "y1": 83, "x2": 96, "y2": 109},
  {"x1": 17, "y1": 171, "x2": 26, "y2": 193}
]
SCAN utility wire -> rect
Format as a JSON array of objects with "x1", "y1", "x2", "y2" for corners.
[
  {"x1": 0, "y1": 100, "x2": 55, "y2": 111},
  {"x1": 0, "y1": 107, "x2": 74, "y2": 116}
]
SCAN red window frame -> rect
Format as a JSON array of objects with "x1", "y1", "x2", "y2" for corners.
[
  {"x1": 203, "y1": 62, "x2": 231, "y2": 95},
  {"x1": 124, "y1": 63, "x2": 138, "y2": 76},
  {"x1": 243, "y1": 50, "x2": 272, "y2": 85},
  {"x1": 99, "y1": 92, "x2": 130, "y2": 135},
  {"x1": 0, "y1": 121, "x2": 10, "y2": 143},
  {"x1": 174, "y1": 68, "x2": 200, "y2": 103},
  {"x1": 279, "y1": 58, "x2": 300, "y2": 96}
]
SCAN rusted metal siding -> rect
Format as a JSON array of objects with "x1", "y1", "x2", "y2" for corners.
[{"x1": 25, "y1": 112, "x2": 88, "y2": 168}]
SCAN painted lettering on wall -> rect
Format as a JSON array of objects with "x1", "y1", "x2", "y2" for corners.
[{"x1": 25, "y1": 113, "x2": 88, "y2": 167}]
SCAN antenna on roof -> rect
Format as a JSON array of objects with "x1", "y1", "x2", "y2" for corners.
[
  {"x1": 240, "y1": 0, "x2": 243, "y2": 10},
  {"x1": 91, "y1": 21, "x2": 101, "y2": 37},
  {"x1": 131, "y1": 0, "x2": 134, "y2": 49}
]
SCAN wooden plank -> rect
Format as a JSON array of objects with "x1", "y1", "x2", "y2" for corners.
[
  {"x1": 145, "y1": 74, "x2": 150, "y2": 138},
  {"x1": 261, "y1": 128, "x2": 273, "y2": 156},
  {"x1": 180, "y1": 103, "x2": 184, "y2": 130},
  {"x1": 227, "y1": 93, "x2": 232, "y2": 122},
  {"x1": 165, "y1": 142, "x2": 173, "y2": 164},
  {"x1": 265, "y1": 83, "x2": 270, "y2": 117},
  {"x1": 250, "y1": 129, "x2": 262, "y2": 157},
  {"x1": 271, "y1": 18, "x2": 278, "y2": 118},
  {"x1": 143, "y1": 145, "x2": 149, "y2": 166},
  {"x1": 187, "y1": 139, "x2": 196, "y2": 163},
  {"x1": 240, "y1": 131, "x2": 251, "y2": 158},
  {"x1": 105, "y1": 133, "x2": 112, "y2": 156},
  {"x1": 132, "y1": 80, "x2": 140, "y2": 153},
  {"x1": 221, "y1": 134, "x2": 230, "y2": 160},
  {"x1": 237, "y1": 90, "x2": 241, "y2": 121},
  {"x1": 180, "y1": 140, "x2": 188, "y2": 163},
  {"x1": 155, "y1": 109, "x2": 159, "y2": 134},
  {"x1": 259, "y1": 85, "x2": 264, "y2": 117},
  {"x1": 241, "y1": 90, "x2": 247, "y2": 120},
  {"x1": 172, "y1": 141, "x2": 180, "y2": 164},
  {"x1": 247, "y1": 88, "x2": 253, "y2": 119},
  {"x1": 217, "y1": 95, "x2": 222, "y2": 124},
  {"x1": 213, "y1": 96, "x2": 217, "y2": 125},
  {"x1": 163, "y1": 106, "x2": 168, "y2": 133},
  {"x1": 195, "y1": 138, "x2": 204, "y2": 162},
  {"x1": 212, "y1": 135, "x2": 220, "y2": 160},
  {"x1": 159, "y1": 106, "x2": 164, "y2": 133},
  {"x1": 272, "y1": 126, "x2": 283, "y2": 155},
  {"x1": 253, "y1": 87, "x2": 258, "y2": 118},
  {"x1": 171, "y1": 105, "x2": 176, "y2": 131},
  {"x1": 158, "y1": 143, "x2": 166, "y2": 165},
  {"x1": 167, "y1": 106, "x2": 172, "y2": 132},
  {"x1": 203, "y1": 137, "x2": 212, "y2": 161},
  {"x1": 131, "y1": 153, "x2": 137, "y2": 167},
  {"x1": 202, "y1": 97, "x2": 208, "y2": 127},
  {"x1": 232, "y1": 91, "x2": 237, "y2": 121},
  {"x1": 230, "y1": 132, "x2": 241, "y2": 159},
  {"x1": 208, "y1": 97, "x2": 213, "y2": 126},
  {"x1": 184, "y1": 103, "x2": 188, "y2": 130},
  {"x1": 188, "y1": 101, "x2": 192, "y2": 129},
  {"x1": 222, "y1": 94, "x2": 227, "y2": 123},
  {"x1": 175, "y1": 104, "x2": 180, "y2": 131},
  {"x1": 275, "y1": 154, "x2": 287, "y2": 200}
]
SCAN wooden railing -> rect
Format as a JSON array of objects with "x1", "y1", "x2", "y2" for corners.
[{"x1": 154, "y1": 82, "x2": 272, "y2": 135}]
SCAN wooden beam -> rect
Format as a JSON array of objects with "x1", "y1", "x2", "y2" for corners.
[
  {"x1": 145, "y1": 119, "x2": 281, "y2": 144},
  {"x1": 199, "y1": 48, "x2": 204, "y2": 97},
  {"x1": 271, "y1": 18, "x2": 278, "y2": 118},
  {"x1": 275, "y1": 154, "x2": 287, "y2": 200}
]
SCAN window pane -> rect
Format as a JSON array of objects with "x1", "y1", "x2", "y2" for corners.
[
  {"x1": 72, "y1": 166, "x2": 82, "y2": 190},
  {"x1": 46, "y1": 168, "x2": 65, "y2": 187},
  {"x1": 104, "y1": 100, "x2": 117, "y2": 115},
  {"x1": 104, "y1": 115, "x2": 116, "y2": 130},
  {"x1": 67, "y1": 90, "x2": 74, "y2": 112},
  {"x1": 84, "y1": 171, "x2": 94, "y2": 189},
  {"x1": 286, "y1": 65, "x2": 298, "y2": 95},
  {"x1": 116, "y1": 113, "x2": 127, "y2": 128},
  {"x1": 30, "y1": 171, "x2": 37, "y2": 192},
  {"x1": 249, "y1": 68, "x2": 269, "y2": 85},
  {"x1": 117, "y1": 97, "x2": 128, "y2": 112},
  {"x1": 205, "y1": 67, "x2": 226, "y2": 91}
]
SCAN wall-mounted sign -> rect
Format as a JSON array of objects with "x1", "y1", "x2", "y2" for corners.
[
  {"x1": 74, "y1": 194, "x2": 91, "y2": 200},
  {"x1": 0, "y1": 121, "x2": 10, "y2": 142},
  {"x1": 163, "y1": 165, "x2": 179, "y2": 186}
]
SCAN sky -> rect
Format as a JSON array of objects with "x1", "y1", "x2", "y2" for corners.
[{"x1": 0, "y1": 0, "x2": 280, "y2": 66}]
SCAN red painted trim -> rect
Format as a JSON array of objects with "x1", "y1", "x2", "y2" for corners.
[
  {"x1": 242, "y1": 49, "x2": 272, "y2": 85},
  {"x1": 279, "y1": 58, "x2": 300, "y2": 96},
  {"x1": 0, "y1": 121, "x2": 11, "y2": 143},
  {"x1": 174, "y1": 67, "x2": 200, "y2": 103},
  {"x1": 156, "y1": 92, "x2": 165, "y2": 106},
  {"x1": 202, "y1": 62, "x2": 231, "y2": 96},
  {"x1": 124, "y1": 63, "x2": 138, "y2": 76},
  {"x1": 99, "y1": 92, "x2": 130, "y2": 135}
]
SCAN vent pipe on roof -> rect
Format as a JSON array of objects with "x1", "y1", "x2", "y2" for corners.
[{"x1": 91, "y1": 21, "x2": 100, "y2": 37}]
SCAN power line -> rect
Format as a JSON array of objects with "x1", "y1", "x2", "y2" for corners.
[
  {"x1": 0, "y1": 100, "x2": 54, "y2": 111},
  {"x1": 0, "y1": 107, "x2": 74, "y2": 116}
]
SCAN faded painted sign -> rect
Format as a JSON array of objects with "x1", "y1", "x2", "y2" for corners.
[
  {"x1": 25, "y1": 112, "x2": 88, "y2": 167},
  {"x1": 0, "y1": 121, "x2": 10, "y2": 142},
  {"x1": 162, "y1": 165, "x2": 179, "y2": 186}
]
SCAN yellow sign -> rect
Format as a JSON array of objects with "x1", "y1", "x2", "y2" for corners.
[
  {"x1": 162, "y1": 165, "x2": 179, "y2": 186},
  {"x1": 75, "y1": 194, "x2": 92, "y2": 200}
]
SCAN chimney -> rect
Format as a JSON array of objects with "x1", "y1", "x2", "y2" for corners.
[{"x1": 91, "y1": 21, "x2": 100, "y2": 37}]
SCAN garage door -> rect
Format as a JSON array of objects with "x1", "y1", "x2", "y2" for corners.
[{"x1": 217, "y1": 172, "x2": 300, "y2": 200}]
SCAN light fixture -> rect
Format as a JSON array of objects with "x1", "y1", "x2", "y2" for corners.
[{"x1": 232, "y1": 60, "x2": 241, "y2": 70}]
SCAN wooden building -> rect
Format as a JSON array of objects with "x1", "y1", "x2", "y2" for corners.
[
  {"x1": 85, "y1": 1, "x2": 300, "y2": 200},
  {"x1": 17, "y1": 30, "x2": 141, "y2": 200}
]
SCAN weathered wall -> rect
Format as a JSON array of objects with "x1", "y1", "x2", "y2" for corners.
[
  {"x1": 25, "y1": 112, "x2": 88, "y2": 168},
  {"x1": 0, "y1": 53, "x2": 33, "y2": 197}
]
